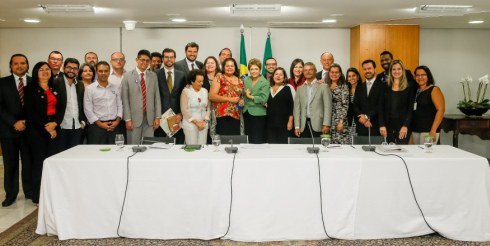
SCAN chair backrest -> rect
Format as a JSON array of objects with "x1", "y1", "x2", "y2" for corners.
[
  {"x1": 220, "y1": 135, "x2": 249, "y2": 144},
  {"x1": 141, "y1": 137, "x2": 176, "y2": 145},
  {"x1": 352, "y1": 136, "x2": 385, "y2": 145},
  {"x1": 288, "y1": 137, "x2": 321, "y2": 144}
]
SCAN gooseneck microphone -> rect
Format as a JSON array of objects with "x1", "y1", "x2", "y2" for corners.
[
  {"x1": 132, "y1": 135, "x2": 148, "y2": 152},
  {"x1": 225, "y1": 139, "x2": 238, "y2": 154},
  {"x1": 307, "y1": 120, "x2": 320, "y2": 154},
  {"x1": 362, "y1": 121, "x2": 376, "y2": 152}
]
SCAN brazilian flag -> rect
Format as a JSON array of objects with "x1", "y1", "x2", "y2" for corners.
[
  {"x1": 239, "y1": 33, "x2": 248, "y2": 79},
  {"x1": 262, "y1": 33, "x2": 272, "y2": 77}
]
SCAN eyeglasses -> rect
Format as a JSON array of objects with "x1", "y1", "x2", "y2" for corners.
[
  {"x1": 266, "y1": 63, "x2": 276, "y2": 66},
  {"x1": 163, "y1": 56, "x2": 175, "y2": 59},
  {"x1": 138, "y1": 58, "x2": 150, "y2": 63},
  {"x1": 65, "y1": 66, "x2": 79, "y2": 71},
  {"x1": 49, "y1": 58, "x2": 62, "y2": 62},
  {"x1": 111, "y1": 58, "x2": 125, "y2": 62}
]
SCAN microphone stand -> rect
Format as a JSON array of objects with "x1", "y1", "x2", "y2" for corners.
[{"x1": 307, "y1": 121, "x2": 320, "y2": 154}]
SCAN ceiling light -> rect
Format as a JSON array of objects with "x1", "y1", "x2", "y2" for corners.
[
  {"x1": 171, "y1": 18, "x2": 187, "y2": 23},
  {"x1": 322, "y1": 19, "x2": 337, "y2": 23},
  {"x1": 416, "y1": 5, "x2": 472, "y2": 16},
  {"x1": 230, "y1": 4, "x2": 281, "y2": 16},
  {"x1": 40, "y1": 4, "x2": 94, "y2": 13},
  {"x1": 468, "y1": 20, "x2": 484, "y2": 24},
  {"x1": 24, "y1": 19, "x2": 40, "y2": 23},
  {"x1": 123, "y1": 20, "x2": 137, "y2": 31},
  {"x1": 0, "y1": 19, "x2": 5, "y2": 22}
]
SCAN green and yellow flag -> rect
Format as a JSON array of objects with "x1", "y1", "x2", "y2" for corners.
[
  {"x1": 239, "y1": 33, "x2": 248, "y2": 79},
  {"x1": 262, "y1": 33, "x2": 272, "y2": 77}
]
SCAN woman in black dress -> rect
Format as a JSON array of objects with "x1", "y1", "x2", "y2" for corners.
[
  {"x1": 378, "y1": 60, "x2": 414, "y2": 144},
  {"x1": 266, "y1": 68, "x2": 294, "y2": 143}
]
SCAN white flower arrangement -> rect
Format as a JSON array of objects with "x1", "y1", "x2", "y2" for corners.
[{"x1": 458, "y1": 75, "x2": 489, "y2": 109}]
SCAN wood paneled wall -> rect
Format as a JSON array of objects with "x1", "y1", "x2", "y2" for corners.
[{"x1": 350, "y1": 24, "x2": 419, "y2": 78}]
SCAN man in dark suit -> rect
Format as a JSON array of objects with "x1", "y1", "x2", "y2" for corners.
[
  {"x1": 54, "y1": 58, "x2": 86, "y2": 152},
  {"x1": 0, "y1": 54, "x2": 33, "y2": 206},
  {"x1": 353, "y1": 59, "x2": 383, "y2": 136},
  {"x1": 174, "y1": 42, "x2": 203, "y2": 76},
  {"x1": 156, "y1": 48, "x2": 187, "y2": 144},
  {"x1": 315, "y1": 52, "x2": 334, "y2": 84},
  {"x1": 376, "y1": 51, "x2": 416, "y2": 87},
  {"x1": 48, "y1": 50, "x2": 64, "y2": 79}
]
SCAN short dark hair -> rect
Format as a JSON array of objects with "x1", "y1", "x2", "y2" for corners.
[
  {"x1": 95, "y1": 61, "x2": 110, "y2": 71},
  {"x1": 150, "y1": 52, "x2": 162, "y2": 59},
  {"x1": 269, "y1": 67, "x2": 288, "y2": 86},
  {"x1": 414, "y1": 65, "x2": 436, "y2": 86},
  {"x1": 362, "y1": 59, "x2": 376, "y2": 69},
  {"x1": 9, "y1": 54, "x2": 29, "y2": 74},
  {"x1": 185, "y1": 42, "x2": 199, "y2": 51},
  {"x1": 380, "y1": 51, "x2": 393, "y2": 59},
  {"x1": 78, "y1": 63, "x2": 96, "y2": 82},
  {"x1": 266, "y1": 57, "x2": 277, "y2": 63},
  {"x1": 137, "y1": 49, "x2": 151, "y2": 59},
  {"x1": 219, "y1": 48, "x2": 232, "y2": 57},
  {"x1": 63, "y1": 58, "x2": 80, "y2": 68},
  {"x1": 188, "y1": 69, "x2": 205, "y2": 85},
  {"x1": 222, "y1": 58, "x2": 240, "y2": 77},
  {"x1": 31, "y1": 61, "x2": 53, "y2": 86},
  {"x1": 162, "y1": 48, "x2": 176, "y2": 58},
  {"x1": 345, "y1": 67, "x2": 362, "y2": 89},
  {"x1": 48, "y1": 50, "x2": 63, "y2": 60}
]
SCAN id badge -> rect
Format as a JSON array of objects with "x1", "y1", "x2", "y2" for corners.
[{"x1": 413, "y1": 102, "x2": 417, "y2": 110}]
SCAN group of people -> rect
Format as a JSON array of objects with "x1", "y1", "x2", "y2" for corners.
[{"x1": 0, "y1": 42, "x2": 446, "y2": 207}]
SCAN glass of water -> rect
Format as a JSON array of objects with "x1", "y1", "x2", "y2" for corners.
[
  {"x1": 212, "y1": 134, "x2": 221, "y2": 152},
  {"x1": 424, "y1": 136, "x2": 433, "y2": 153},
  {"x1": 320, "y1": 135, "x2": 331, "y2": 152},
  {"x1": 115, "y1": 134, "x2": 124, "y2": 151}
]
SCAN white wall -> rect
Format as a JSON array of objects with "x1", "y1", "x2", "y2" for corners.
[{"x1": 0, "y1": 27, "x2": 488, "y2": 157}]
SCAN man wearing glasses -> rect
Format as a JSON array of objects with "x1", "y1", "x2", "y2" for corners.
[
  {"x1": 55, "y1": 58, "x2": 86, "y2": 152},
  {"x1": 264, "y1": 57, "x2": 277, "y2": 81},
  {"x1": 47, "y1": 51, "x2": 64, "y2": 79},
  {"x1": 108, "y1": 51, "x2": 126, "y2": 90},
  {"x1": 121, "y1": 49, "x2": 161, "y2": 144}
]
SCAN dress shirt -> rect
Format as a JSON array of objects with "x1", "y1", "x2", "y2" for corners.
[
  {"x1": 13, "y1": 74, "x2": 27, "y2": 88},
  {"x1": 60, "y1": 77, "x2": 81, "y2": 129},
  {"x1": 186, "y1": 58, "x2": 197, "y2": 71},
  {"x1": 108, "y1": 69, "x2": 125, "y2": 90},
  {"x1": 322, "y1": 70, "x2": 328, "y2": 81},
  {"x1": 366, "y1": 77, "x2": 376, "y2": 96},
  {"x1": 136, "y1": 67, "x2": 146, "y2": 82},
  {"x1": 84, "y1": 81, "x2": 122, "y2": 124},
  {"x1": 306, "y1": 79, "x2": 317, "y2": 118}
]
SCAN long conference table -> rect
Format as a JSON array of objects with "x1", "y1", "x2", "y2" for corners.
[{"x1": 36, "y1": 144, "x2": 490, "y2": 242}]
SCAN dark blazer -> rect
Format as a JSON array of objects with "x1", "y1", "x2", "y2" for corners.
[
  {"x1": 24, "y1": 81, "x2": 64, "y2": 132},
  {"x1": 0, "y1": 75, "x2": 31, "y2": 139},
  {"x1": 377, "y1": 83, "x2": 415, "y2": 129},
  {"x1": 315, "y1": 70, "x2": 332, "y2": 84},
  {"x1": 156, "y1": 68, "x2": 187, "y2": 115},
  {"x1": 53, "y1": 77, "x2": 86, "y2": 127},
  {"x1": 174, "y1": 59, "x2": 204, "y2": 75},
  {"x1": 353, "y1": 78, "x2": 384, "y2": 136}
]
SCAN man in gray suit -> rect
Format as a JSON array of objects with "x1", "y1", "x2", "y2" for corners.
[
  {"x1": 121, "y1": 49, "x2": 161, "y2": 144},
  {"x1": 156, "y1": 48, "x2": 187, "y2": 144},
  {"x1": 294, "y1": 62, "x2": 332, "y2": 138},
  {"x1": 175, "y1": 42, "x2": 203, "y2": 76}
]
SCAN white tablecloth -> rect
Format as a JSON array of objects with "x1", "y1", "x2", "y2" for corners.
[{"x1": 36, "y1": 144, "x2": 490, "y2": 241}]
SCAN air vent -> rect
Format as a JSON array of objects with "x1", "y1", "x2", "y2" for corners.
[
  {"x1": 268, "y1": 22, "x2": 332, "y2": 28},
  {"x1": 230, "y1": 4, "x2": 281, "y2": 16},
  {"x1": 40, "y1": 4, "x2": 94, "y2": 13},
  {"x1": 416, "y1": 5, "x2": 472, "y2": 16}
]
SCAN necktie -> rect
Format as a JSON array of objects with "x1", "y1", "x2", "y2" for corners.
[
  {"x1": 167, "y1": 71, "x2": 173, "y2": 92},
  {"x1": 367, "y1": 81, "x2": 372, "y2": 96},
  {"x1": 191, "y1": 63, "x2": 195, "y2": 70},
  {"x1": 140, "y1": 73, "x2": 147, "y2": 112},
  {"x1": 18, "y1": 77, "x2": 24, "y2": 105}
]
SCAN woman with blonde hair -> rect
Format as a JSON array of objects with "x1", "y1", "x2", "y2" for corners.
[{"x1": 378, "y1": 60, "x2": 414, "y2": 144}]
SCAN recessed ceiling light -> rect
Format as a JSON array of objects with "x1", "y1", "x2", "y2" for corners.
[
  {"x1": 24, "y1": 19, "x2": 40, "y2": 23},
  {"x1": 322, "y1": 19, "x2": 337, "y2": 23},
  {"x1": 330, "y1": 14, "x2": 343, "y2": 17},
  {"x1": 171, "y1": 18, "x2": 187, "y2": 23},
  {"x1": 468, "y1": 20, "x2": 484, "y2": 24}
]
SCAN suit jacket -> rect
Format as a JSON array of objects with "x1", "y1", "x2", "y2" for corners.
[
  {"x1": 121, "y1": 69, "x2": 161, "y2": 128},
  {"x1": 156, "y1": 68, "x2": 187, "y2": 115},
  {"x1": 315, "y1": 70, "x2": 332, "y2": 84},
  {"x1": 353, "y1": 78, "x2": 383, "y2": 136},
  {"x1": 0, "y1": 75, "x2": 31, "y2": 138},
  {"x1": 293, "y1": 82, "x2": 332, "y2": 133},
  {"x1": 24, "y1": 80, "x2": 64, "y2": 133},
  {"x1": 174, "y1": 59, "x2": 203, "y2": 75},
  {"x1": 54, "y1": 76, "x2": 86, "y2": 128}
]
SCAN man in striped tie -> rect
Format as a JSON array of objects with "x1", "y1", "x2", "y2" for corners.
[
  {"x1": 0, "y1": 54, "x2": 34, "y2": 206},
  {"x1": 121, "y1": 49, "x2": 161, "y2": 145}
]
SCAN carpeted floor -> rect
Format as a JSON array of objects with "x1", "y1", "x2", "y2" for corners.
[{"x1": 0, "y1": 210, "x2": 488, "y2": 246}]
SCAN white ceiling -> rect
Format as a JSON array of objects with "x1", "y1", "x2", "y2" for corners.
[{"x1": 0, "y1": 0, "x2": 489, "y2": 29}]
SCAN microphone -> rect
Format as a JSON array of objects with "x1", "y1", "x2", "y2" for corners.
[
  {"x1": 132, "y1": 135, "x2": 147, "y2": 152},
  {"x1": 225, "y1": 139, "x2": 238, "y2": 154},
  {"x1": 362, "y1": 121, "x2": 376, "y2": 152},
  {"x1": 306, "y1": 120, "x2": 319, "y2": 154}
]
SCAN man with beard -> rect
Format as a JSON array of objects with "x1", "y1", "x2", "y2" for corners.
[
  {"x1": 175, "y1": 42, "x2": 203, "y2": 76},
  {"x1": 353, "y1": 59, "x2": 383, "y2": 136},
  {"x1": 84, "y1": 52, "x2": 98, "y2": 67},
  {"x1": 149, "y1": 52, "x2": 163, "y2": 72},
  {"x1": 218, "y1": 48, "x2": 232, "y2": 70},
  {"x1": 264, "y1": 57, "x2": 277, "y2": 80},
  {"x1": 55, "y1": 58, "x2": 86, "y2": 152}
]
